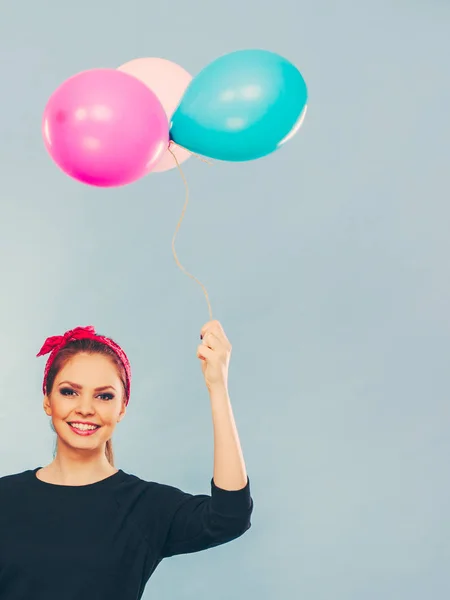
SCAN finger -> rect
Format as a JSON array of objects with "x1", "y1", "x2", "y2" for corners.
[
  {"x1": 200, "y1": 320, "x2": 223, "y2": 339},
  {"x1": 202, "y1": 331, "x2": 220, "y2": 350},
  {"x1": 201, "y1": 324, "x2": 231, "y2": 351},
  {"x1": 197, "y1": 344, "x2": 214, "y2": 361},
  {"x1": 208, "y1": 330, "x2": 231, "y2": 353}
]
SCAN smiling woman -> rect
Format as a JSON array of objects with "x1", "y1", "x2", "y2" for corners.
[
  {"x1": 0, "y1": 324, "x2": 253, "y2": 600},
  {"x1": 42, "y1": 331, "x2": 130, "y2": 469}
]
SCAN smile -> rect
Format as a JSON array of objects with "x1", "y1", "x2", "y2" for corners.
[{"x1": 67, "y1": 423, "x2": 101, "y2": 436}]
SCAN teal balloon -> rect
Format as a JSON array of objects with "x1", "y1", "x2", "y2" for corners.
[{"x1": 170, "y1": 49, "x2": 308, "y2": 162}]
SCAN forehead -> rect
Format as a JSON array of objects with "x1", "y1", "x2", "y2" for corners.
[{"x1": 56, "y1": 353, "x2": 120, "y2": 385}]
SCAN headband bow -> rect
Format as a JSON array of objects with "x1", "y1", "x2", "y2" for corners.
[
  {"x1": 37, "y1": 326, "x2": 97, "y2": 357},
  {"x1": 37, "y1": 325, "x2": 131, "y2": 404}
]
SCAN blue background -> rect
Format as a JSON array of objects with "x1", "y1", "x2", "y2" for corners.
[{"x1": 0, "y1": 1, "x2": 449, "y2": 598}]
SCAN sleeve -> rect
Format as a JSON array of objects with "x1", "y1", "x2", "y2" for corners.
[{"x1": 158, "y1": 477, "x2": 254, "y2": 559}]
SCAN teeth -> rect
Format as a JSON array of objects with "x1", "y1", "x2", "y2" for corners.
[{"x1": 70, "y1": 423, "x2": 98, "y2": 431}]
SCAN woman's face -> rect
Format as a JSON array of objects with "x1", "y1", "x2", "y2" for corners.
[{"x1": 44, "y1": 353, "x2": 126, "y2": 456}]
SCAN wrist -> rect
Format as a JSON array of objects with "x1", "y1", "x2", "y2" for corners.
[{"x1": 207, "y1": 383, "x2": 229, "y2": 399}]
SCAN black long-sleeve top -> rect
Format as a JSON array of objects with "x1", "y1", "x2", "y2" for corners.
[{"x1": 0, "y1": 467, "x2": 253, "y2": 599}]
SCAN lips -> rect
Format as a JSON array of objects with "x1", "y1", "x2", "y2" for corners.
[{"x1": 67, "y1": 423, "x2": 101, "y2": 436}]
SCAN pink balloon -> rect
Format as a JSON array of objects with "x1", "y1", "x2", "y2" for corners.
[
  {"x1": 118, "y1": 58, "x2": 192, "y2": 173},
  {"x1": 42, "y1": 69, "x2": 169, "y2": 187}
]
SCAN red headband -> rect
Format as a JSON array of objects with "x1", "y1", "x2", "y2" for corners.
[{"x1": 37, "y1": 326, "x2": 131, "y2": 405}]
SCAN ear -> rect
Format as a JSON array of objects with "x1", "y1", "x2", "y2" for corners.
[
  {"x1": 43, "y1": 395, "x2": 52, "y2": 417},
  {"x1": 117, "y1": 400, "x2": 127, "y2": 423}
]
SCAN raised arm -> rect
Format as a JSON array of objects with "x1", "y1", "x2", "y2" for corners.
[
  {"x1": 160, "y1": 320, "x2": 253, "y2": 557},
  {"x1": 198, "y1": 321, "x2": 248, "y2": 491}
]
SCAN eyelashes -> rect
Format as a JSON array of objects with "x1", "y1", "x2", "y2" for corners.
[
  {"x1": 60, "y1": 387, "x2": 76, "y2": 397},
  {"x1": 59, "y1": 387, "x2": 115, "y2": 401}
]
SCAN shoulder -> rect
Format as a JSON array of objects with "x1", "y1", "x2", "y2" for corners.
[
  {"x1": 113, "y1": 472, "x2": 209, "y2": 547},
  {"x1": 116, "y1": 470, "x2": 194, "y2": 505},
  {"x1": 0, "y1": 469, "x2": 35, "y2": 490},
  {"x1": 114, "y1": 470, "x2": 195, "y2": 512}
]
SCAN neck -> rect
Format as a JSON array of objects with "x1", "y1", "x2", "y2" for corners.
[{"x1": 40, "y1": 447, "x2": 117, "y2": 486}]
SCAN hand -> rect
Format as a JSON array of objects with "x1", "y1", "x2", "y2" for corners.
[{"x1": 197, "y1": 320, "x2": 232, "y2": 392}]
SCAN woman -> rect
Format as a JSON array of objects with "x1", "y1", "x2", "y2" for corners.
[{"x1": 0, "y1": 321, "x2": 253, "y2": 600}]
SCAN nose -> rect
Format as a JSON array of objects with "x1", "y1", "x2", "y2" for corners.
[{"x1": 75, "y1": 394, "x2": 95, "y2": 416}]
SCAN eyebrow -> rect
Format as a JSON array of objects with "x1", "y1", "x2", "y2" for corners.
[{"x1": 58, "y1": 381, "x2": 117, "y2": 392}]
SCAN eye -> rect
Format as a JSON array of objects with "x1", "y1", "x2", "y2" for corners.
[
  {"x1": 98, "y1": 393, "x2": 114, "y2": 401},
  {"x1": 60, "y1": 387, "x2": 76, "y2": 396}
]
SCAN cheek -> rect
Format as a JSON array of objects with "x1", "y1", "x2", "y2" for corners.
[
  {"x1": 48, "y1": 401, "x2": 66, "y2": 419},
  {"x1": 98, "y1": 403, "x2": 123, "y2": 425}
]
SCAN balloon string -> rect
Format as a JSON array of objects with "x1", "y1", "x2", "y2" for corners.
[
  {"x1": 190, "y1": 153, "x2": 214, "y2": 166},
  {"x1": 168, "y1": 146, "x2": 213, "y2": 321}
]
